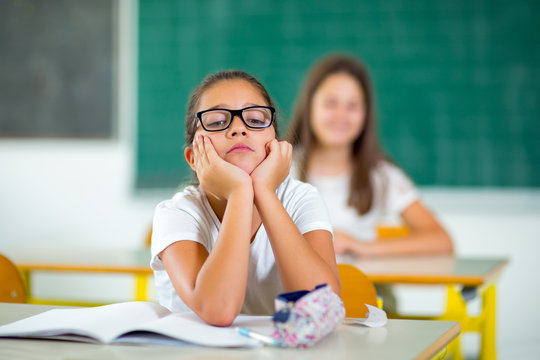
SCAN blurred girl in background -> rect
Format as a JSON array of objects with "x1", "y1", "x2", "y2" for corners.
[{"x1": 287, "y1": 54, "x2": 453, "y2": 259}]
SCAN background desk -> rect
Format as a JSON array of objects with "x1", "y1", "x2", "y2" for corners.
[
  {"x1": 349, "y1": 256, "x2": 508, "y2": 286},
  {"x1": 8, "y1": 248, "x2": 502, "y2": 359},
  {"x1": 7, "y1": 248, "x2": 153, "y2": 305},
  {"x1": 0, "y1": 303, "x2": 460, "y2": 360},
  {"x1": 344, "y1": 255, "x2": 508, "y2": 360}
]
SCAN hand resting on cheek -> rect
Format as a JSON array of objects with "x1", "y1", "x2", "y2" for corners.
[
  {"x1": 191, "y1": 135, "x2": 252, "y2": 201},
  {"x1": 250, "y1": 139, "x2": 293, "y2": 195}
]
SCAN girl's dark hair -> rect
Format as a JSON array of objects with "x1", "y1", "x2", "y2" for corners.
[
  {"x1": 286, "y1": 54, "x2": 388, "y2": 215},
  {"x1": 184, "y1": 70, "x2": 279, "y2": 147}
]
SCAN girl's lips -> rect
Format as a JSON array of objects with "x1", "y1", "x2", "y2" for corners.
[
  {"x1": 327, "y1": 121, "x2": 351, "y2": 132},
  {"x1": 227, "y1": 143, "x2": 254, "y2": 154}
]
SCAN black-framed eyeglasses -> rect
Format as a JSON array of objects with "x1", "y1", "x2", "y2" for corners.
[{"x1": 195, "y1": 105, "x2": 275, "y2": 132}]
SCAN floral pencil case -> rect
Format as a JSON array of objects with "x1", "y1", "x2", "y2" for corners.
[{"x1": 271, "y1": 284, "x2": 345, "y2": 348}]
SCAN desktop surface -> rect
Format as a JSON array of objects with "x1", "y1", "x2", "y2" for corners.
[{"x1": 0, "y1": 303, "x2": 459, "y2": 360}]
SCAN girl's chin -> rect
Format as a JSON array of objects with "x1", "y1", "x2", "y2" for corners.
[
  {"x1": 228, "y1": 160, "x2": 257, "y2": 175},
  {"x1": 318, "y1": 137, "x2": 356, "y2": 148}
]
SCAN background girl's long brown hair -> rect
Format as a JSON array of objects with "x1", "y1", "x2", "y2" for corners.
[{"x1": 286, "y1": 54, "x2": 388, "y2": 215}]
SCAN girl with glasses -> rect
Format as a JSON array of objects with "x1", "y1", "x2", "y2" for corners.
[{"x1": 150, "y1": 70, "x2": 341, "y2": 326}]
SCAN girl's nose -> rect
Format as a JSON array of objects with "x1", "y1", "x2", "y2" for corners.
[
  {"x1": 227, "y1": 115, "x2": 247, "y2": 137},
  {"x1": 335, "y1": 104, "x2": 348, "y2": 118}
]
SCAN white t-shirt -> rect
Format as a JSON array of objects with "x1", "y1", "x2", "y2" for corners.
[
  {"x1": 150, "y1": 176, "x2": 332, "y2": 315},
  {"x1": 293, "y1": 161, "x2": 418, "y2": 242}
]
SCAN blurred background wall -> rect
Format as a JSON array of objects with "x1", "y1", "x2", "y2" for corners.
[{"x1": 0, "y1": 0, "x2": 539, "y2": 358}]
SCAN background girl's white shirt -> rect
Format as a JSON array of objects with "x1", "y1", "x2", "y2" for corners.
[
  {"x1": 292, "y1": 160, "x2": 418, "y2": 242},
  {"x1": 150, "y1": 176, "x2": 333, "y2": 315}
]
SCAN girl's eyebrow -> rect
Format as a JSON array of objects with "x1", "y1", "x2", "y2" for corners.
[{"x1": 205, "y1": 103, "x2": 260, "y2": 110}]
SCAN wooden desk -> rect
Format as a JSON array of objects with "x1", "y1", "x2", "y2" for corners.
[
  {"x1": 0, "y1": 303, "x2": 460, "y2": 360},
  {"x1": 342, "y1": 255, "x2": 509, "y2": 360}
]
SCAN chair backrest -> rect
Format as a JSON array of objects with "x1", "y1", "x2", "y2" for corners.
[
  {"x1": 377, "y1": 225, "x2": 409, "y2": 239},
  {"x1": 0, "y1": 253, "x2": 26, "y2": 303},
  {"x1": 145, "y1": 226, "x2": 152, "y2": 248},
  {"x1": 337, "y1": 264, "x2": 377, "y2": 318}
]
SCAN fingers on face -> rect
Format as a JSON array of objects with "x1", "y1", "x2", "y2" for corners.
[
  {"x1": 265, "y1": 139, "x2": 274, "y2": 154},
  {"x1": 203, "y1": 135, "x2": 214, "y2": 162},
  {"x1": 277, "y1": 141, "x2": 292, "y2": 170},
  {"x1": 278, "y1": 140, "x2": 292, "y2": 157},
  {"x1": 202, "y1": 136, "x2": 219, "y2": 162},
  {"x1": 193, "y1": 135, "x2": 207, "y2": 167},
  {"x1": 195, "y1": 135, "x2": 222, "y2": 169},
  {"x1": 285, "y1": 142, "x2": 292, "y2": 161}
]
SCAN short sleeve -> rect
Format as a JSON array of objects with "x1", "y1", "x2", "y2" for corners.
[
  {"x1": 381, "y1": 163, "x2": 419, "y2": 215},
  {"x1": 150, "y1": 194, "x2": 214, "y2": 271},
  {"x1": 279, "y1": 177, "x2": 333, "y2": 237}
]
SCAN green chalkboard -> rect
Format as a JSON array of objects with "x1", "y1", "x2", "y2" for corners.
[
  {"x1": 0, "y1": 0, "x2": 114, "y2": 138},
  {"x1": 137, "y1": 0, "x2": 540, "y2": 188}
]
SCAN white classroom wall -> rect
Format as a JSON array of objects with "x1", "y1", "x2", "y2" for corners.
[{"x1": 1, "y1": 1, "x2": 539, "y2": 358}]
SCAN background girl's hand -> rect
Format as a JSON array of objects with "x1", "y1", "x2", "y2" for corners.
[
  {"x1": 251, "y1": 139, "x2": 292, "y2": 194},
  {"x1": 333, "y1": 230, "x2": 375, "y2": 257},
  {"x1": 192, "y1": 135, "x2": 252, "y2": 200}
]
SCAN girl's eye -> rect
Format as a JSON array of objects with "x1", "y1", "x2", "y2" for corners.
[
  {"x1": 347, "y1": 103, "x2": 361, "y2": 112},
  {"x1": 206, "y1": 120, "x2": 227, "y2": 129},
  {"x1": 202, "y1": 111, "x2": 229, "y2": 129},
  {"x1": 246, "y1": 118, "x2": 265, "y2": 125},
  {"x1": 324, "y1": 99, "x2": 337, "y2": 109},
  {"x1": 243, "y1": 109, "x2": 270, "y2": 127}
]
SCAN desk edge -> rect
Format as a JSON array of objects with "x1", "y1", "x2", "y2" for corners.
[{"x1": 415, "y1": 321, "x2": 461, "y2": 360}]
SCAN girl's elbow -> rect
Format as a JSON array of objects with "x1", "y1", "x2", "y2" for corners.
[
  {"x1": 439, "y1": 230, "x2": 454, "y2": 254},
  {"x1": 196, "y1": 303, "x2": 239, "y2": 327},
  {"x1": 445, "y1": 235, "x2": 454, "y2": 255}
]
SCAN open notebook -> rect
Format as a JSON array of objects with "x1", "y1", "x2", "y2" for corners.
[{"x1": 0, "y1": 301, "x2": 269, "y2": 347}]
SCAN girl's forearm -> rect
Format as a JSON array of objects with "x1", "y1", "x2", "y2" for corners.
[
  {"x1": 254, "y1": 188, "x2": 341, "y2": 294},
  {"x1": 349, "y1": 228, "x2": 453, "y2": 257},
  {"x1": 370, "y1": 229, "x2": 453, "y2": 256},
  {"x1": 191, "y1": 189, "x2": 254, "y2": 325}
]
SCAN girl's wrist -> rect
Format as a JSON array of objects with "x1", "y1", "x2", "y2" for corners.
[
  {"x1": 252, "y1": 183, "x2": 278, "y2": 207},
  {"x1": 362, "y1": 242, "x2": 380, "y2": 257},
  {"x1": 228, "y1": 185, "x2": 254, "y2": 203}
]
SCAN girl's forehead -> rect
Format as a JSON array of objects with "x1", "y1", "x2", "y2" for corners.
[
  {"x1": 320, "y1": 72, "x2": 361, "y2": 90},
  {"x1": 315, "y1": 73, "x2": 365, "y2": 100},
  {"x1": 199, "y1": 79, "x2": 268, "y2": 110}
]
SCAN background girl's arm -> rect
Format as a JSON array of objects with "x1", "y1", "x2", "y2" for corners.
[
  {"x1": 334, "y1": 200, "x2": 453, "y2": 257},
  {"x1": 252, "y1": 140, "x2": 341, "y2": 294},
  {"x1": 161, "y1": 136, "x2": 253, "y2": 326}
]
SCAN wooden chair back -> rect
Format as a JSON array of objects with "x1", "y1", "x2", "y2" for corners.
[
  {"x1": 337, "y1": 264, "x2": 377, "y2": 318},
  {"x1": 0, "y1": 253, "x2": 26, "y2": 303}
]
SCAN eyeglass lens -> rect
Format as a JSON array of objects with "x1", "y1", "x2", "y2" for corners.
[{"x1": 201, "y1": 107, "x2": 272, "y2": 131}]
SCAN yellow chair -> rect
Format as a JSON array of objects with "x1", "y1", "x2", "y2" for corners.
[
  {"x1": 145, "y1": 226, "x2": 153, "y2": 248},
  {"x1": 377, "y1": 225, "x2": 409, "y2": 239},
  {"x1": 337, "y1": 264, "x2": 378, "y2": 318},
  {"x1": 0, "y1": 253, "x2": 27, "y2": 303}
]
